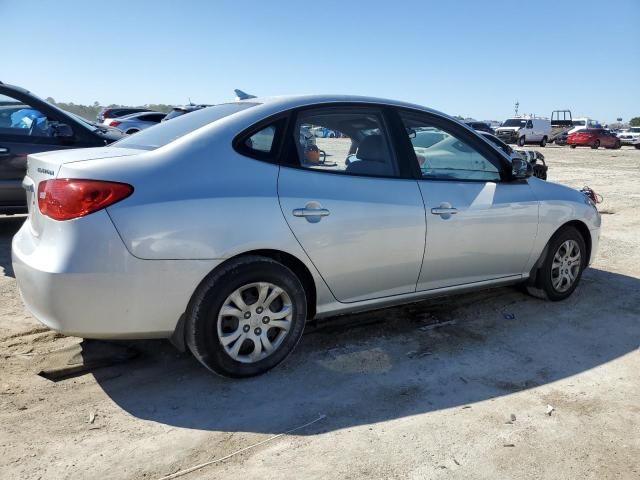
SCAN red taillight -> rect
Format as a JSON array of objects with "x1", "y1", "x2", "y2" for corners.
[
  {"x1": 108, "y1": 120, "x2": 121, "y2": 127},
  {"x1": 38, "y1": 179, "x2": 133, "y2": 221}
]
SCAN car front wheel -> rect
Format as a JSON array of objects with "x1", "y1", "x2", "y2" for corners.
[
  {"x1": 186, "y1": 256, "x2": 307, "y2": 377},
  {"x1": 526, "y1": 226, "x2": 586, "y2": 301},
  {"x1": 518, "y1": 136, "x2": 526, "y2": 147}
]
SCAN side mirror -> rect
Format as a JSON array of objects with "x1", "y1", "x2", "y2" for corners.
[
  {"x1": 406, "y1": 128, "x2": 417, "y2": 139},
  {"x1": 53, "y1": 123, "x2": 74, "y2": 139},
  {"x1": 511, "y1": 156, "x2": 532, "y2": 179}
]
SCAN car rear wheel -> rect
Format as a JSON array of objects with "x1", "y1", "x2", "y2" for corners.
[
  {"x1": 614, "y1": 140, "x2": 621, "y2": 149},
  {"x1": 591, "y1": 140, "x2": 600, "y2": 149},
  {"x1": 526, "y1": 226, "x2": 586, "y2": 301},
  {"x1": 636, "y1": 144, "x2": 640, "y2": 150},
  {"x1": 570, "y1": 144, "x2": 577, "y2": 148},
  {"x1": 518, "y1": 136, "x2": 526, "y2": 147},
  {"x1": 186, "y1": 256, "x2": 307, "y2": 377},
  {"x1": 540, "y1": 136, "x2": 547, "y2": 147}
]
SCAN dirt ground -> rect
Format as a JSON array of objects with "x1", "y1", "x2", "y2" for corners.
[{"x1": 1, "y1": 145, "x2": 638, "y2": 480}]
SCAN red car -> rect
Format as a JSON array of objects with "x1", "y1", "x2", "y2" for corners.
[{"x1": 567, "y1": 128, "x2": 621, "y2": 149}]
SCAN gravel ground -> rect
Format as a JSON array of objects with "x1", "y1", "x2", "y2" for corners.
[{"x1": 1, "y1": 145, "x2": 638, "y2": 480}]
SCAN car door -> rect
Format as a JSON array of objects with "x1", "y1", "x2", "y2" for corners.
[
  {"x1": 396, "y1": 110, "x2": 539, "y2": 291},
  {"x1": 0, "y1": 89, "x2": 79, "y2": 211},
  {"x1": 277, "y1": 105, "x2": 426, "y2": 303}
]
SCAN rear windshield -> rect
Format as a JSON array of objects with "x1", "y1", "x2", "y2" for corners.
[{"x1": 112, "y1": 102, "x2": 258, "y2": 150}]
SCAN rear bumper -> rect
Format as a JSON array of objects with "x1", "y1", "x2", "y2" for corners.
[{"x1": 12, "y1": 211, "x2": 220, "y2": 339}]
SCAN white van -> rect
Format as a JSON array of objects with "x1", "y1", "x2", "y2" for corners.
[{"x1": 495, "y1": 117, "x2": 552, "y2": 147}]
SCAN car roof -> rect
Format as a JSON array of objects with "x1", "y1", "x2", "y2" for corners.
[{"x1": 229, "y1": 95, "x2": 460, "y2": 128}]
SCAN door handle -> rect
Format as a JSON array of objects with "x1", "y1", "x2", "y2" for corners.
[
  {"x1": 292, "y1": 201, "x2": 330, "y2": 223},
  {"x1": 293, "y1": 208, "x2": 330, "y2": 217},
  {"x1": 431, "y1": 202, "x2": 458, "y2": 216},
  {"x1": 0, "y1": 146, "x2": 9, "y2": 156}
]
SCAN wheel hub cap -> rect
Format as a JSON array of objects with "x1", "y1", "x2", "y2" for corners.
[
  {"x1": 217, "y1": 282, "x2": 293, "y2": 363},
  {"x1": 551, "y1": 240, "x2": 581, "y2": 293}
]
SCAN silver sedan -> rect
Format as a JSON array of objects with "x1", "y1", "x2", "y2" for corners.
[
  {"x1": 106, "y1": 111, "x2": 166, "y2": 134},
  {"x1": 12, "y1": 95, "x2": 600, "y2": 377}
]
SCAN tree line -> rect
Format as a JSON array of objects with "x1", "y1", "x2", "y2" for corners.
[{"x1": 45, "y1": 97, "x2": 174, "y2": 121}]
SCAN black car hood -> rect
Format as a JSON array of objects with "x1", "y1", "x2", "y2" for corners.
[{"x1": 94, "y1": 126, "x2": 126, "y2": 143}]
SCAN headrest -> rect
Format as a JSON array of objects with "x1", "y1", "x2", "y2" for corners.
[{"x1": 357, "y1": 135, "x2": 386, "y2": 162}]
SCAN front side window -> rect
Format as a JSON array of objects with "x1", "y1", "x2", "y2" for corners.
[
  {"x1": 291, "y1": 108, "x2": 397, "y2": 177},
  {"x1": 401, "y1": 113, "x2": 501, "y2": 182},
  {"x1": 0, "y1": 93, "x2": 53, "y2": 137}
]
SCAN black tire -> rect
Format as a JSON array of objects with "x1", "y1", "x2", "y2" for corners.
[
  {"x1": 518, "y1": 136, "x2": 526, "y2": 147},
  {"x1": 614, "y1": 140, "x2": 621, "y2": 149},
  {"x1": 526, "y1": 226, "x2": 587, "y2": 301},
  {"x1": 635, "y1": 144, "x2": 640, "y2": 150},
  {"x1": 570, "y1": 144, "x2": 577, "y2": 149},
  {"x1": 591, "y1": 140, "x2": 600, "y2": 149},
  {"x1": 185, "y1": 256, "x2": 307, "y2": 378},
  {"x1": 540, "y1": 136, "x2": 547, "y2": 147}
]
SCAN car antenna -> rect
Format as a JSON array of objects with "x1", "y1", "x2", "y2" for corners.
[{"x1": 235, "y1": 89, "x2": 256, "y2": 100}]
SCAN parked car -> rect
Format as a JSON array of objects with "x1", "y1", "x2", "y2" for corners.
[
  {"x1": 567, "y1": 128, "x2": 621, "y2": 149},
  {"x1": 310, "y1": 126, "x2": 337, "y2": 138},
  {"x1": 465, "y1": 121, "x2": 494, "y2": 134},
  {"x1": 12, "y1": 95, "x2": 600, "y2": 377},
  {"x1": 617, "y1": 127, "x2": 640, "y2": 148},
  {"x1": 568, "y1": 117, "x2": 601, "y2": 135},
  {"x1": 106, "y1": 111, "x2": 166, "y2": 135},
  {"x1": 0, "y1": 82, "x2": 124, "y2": 214},
  {"x1": 555, "y1": 131, "x2": 569, "y2": 146},
  {"x1": 97, "y1": 107, "x2": 153, "y2": 124},
  {"x1": 162, "y1": 104, "x2": 212, "y2": 122},
  {"x1": 495, "y1": 117, "x2": 551, "y2": 147}
]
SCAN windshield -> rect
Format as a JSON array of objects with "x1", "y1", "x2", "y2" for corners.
[
  {"x1": 630, "y1": 127, "x2": 640, "y2": 133},
  {"x1": 502, "y1": 119, "x2": 526, "y2": 127},
  {"x1": 113, "y1": 102, "x2": 258, "y2": 150}
]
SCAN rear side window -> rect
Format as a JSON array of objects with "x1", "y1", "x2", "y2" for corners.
[
  {"x1": 245, "y1": 125, "x2": 276, "y2": 153},
  {"x1": 113, "y1": 103, "x2": 258, "y2": 150}
]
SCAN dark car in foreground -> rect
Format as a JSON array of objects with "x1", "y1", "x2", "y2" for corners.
[
  {"x1": 567, "y1": 128, "x2": 621, "y2": 150},
  {"x1": 0, "y1": 82, "x2": 124, "y2": 214}
]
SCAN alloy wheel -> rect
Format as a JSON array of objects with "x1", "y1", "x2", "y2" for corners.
[
  {"x1": 551, "y1": 240, "x2": 581, "y2": 293},
  {"x1": 217, "y1": 282, "x2": 292, "y2": 363}
]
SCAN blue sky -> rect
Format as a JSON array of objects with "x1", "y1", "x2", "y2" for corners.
[{"x1": 2, "y1": 0, "x2": 638, "y2": 122}]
